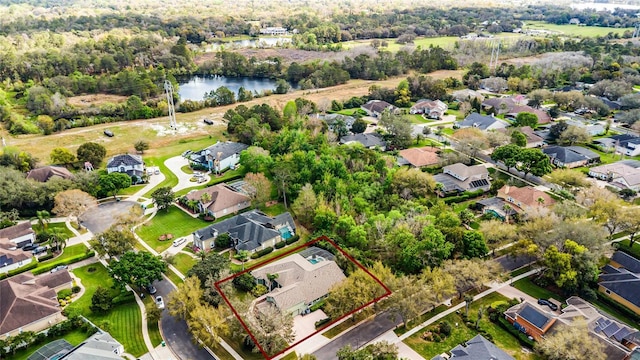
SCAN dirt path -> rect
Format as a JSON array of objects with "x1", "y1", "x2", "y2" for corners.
[{"x1": 1, "y1": 70, "x2": 463, "y2": 162}]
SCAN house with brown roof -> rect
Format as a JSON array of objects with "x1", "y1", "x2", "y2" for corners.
[
  {"x1": 0, "y1": 270, "x2": 72, "y2": 338},
  {"x1": 251, "y1": 248, "x2": 346, "y2": 315},
  {"x1": 506, "y1": 105, "x2": 551, "y2": 125},
  {"x1": 398, "y1": 147, "x2": 440, "y2": 168},
  {"x1": 183, "y1": 183, "x2": 250, "y2": 218},
  {"x1": 410, "y1": 99, "x2": 448, "y2": 119},
  {"x1": 497, "y1": 185, "x2": 555, "y2": 214},
  {"x1": 518, "y1": 126, "x2": 545, "y2": 147},
  {"x1": 0, "y1": 222, "x2": 35, "y2": 248},
  {"x1": 0, "y1": 238, "x2": 32, "y2": 274},
  {"x1": 433, "y1": 163, "x2": 491, "y2": 195},
  {"x1": 26, "y1": 166, "x2": 74, "y2": 182},
  {"x1": 361, "y1": 100, "x2": 398, "y2": 118},
  {"x1": 505, "y1": 302, "x2": 556, "y2": 341}
]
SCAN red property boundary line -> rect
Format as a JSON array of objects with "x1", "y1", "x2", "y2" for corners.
[{"x1": 215, "y1": 235, "x2": 393, "y2": 360}]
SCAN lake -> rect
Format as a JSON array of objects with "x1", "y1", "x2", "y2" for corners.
[
  {"x1": 205, "y1": 37, "x2": 292, "y2": 51},
  {"x1": 177, "y1": 75, "x2": 280, "y2": 101}
]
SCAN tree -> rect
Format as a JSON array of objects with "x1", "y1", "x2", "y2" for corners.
[
  {"x1": 50, "y1": 148, "x2": 76, "y2": 165},
  {"x1": 239, "y1": 146, "x2": 273, "y2": 174},
  {"x1": 378, "y1": 111, "x2": 413, "y2": 149},
  {"x1": 491, "y1": 144, "x2": 521, "y2": 171},
  {"x1": 291, "y1": 183, "x2": 318, "y2": 227},
  {"x1": 389, "y1": 168, "x2": 436, "y2": 200},
  {"x1": 590, "y1": 198, "x2": 627, "y2": 241},
  {"x1": 464, "y1": 294, "x2": 474, "y2": 316},
  {"x1": 517, "y1": 148, "x2": 552, "y2": 178},
  {"x1": 623, "y1": 207, "x2": 640, "y2": 247},
  {"x1": 76, "y1": 142, "x2": 107, "y2": 168},
  {"x1": 187, "y1": 302, "x2": 229, "y2": 348},
  {"x1": 337, "y1": 342, "x2": 398, "y2": 360},
  {"x1": 387, "y1": 274, "x2": 436, "y2": 327},
  {"x1": 324, "y1": 268, "x2": 388, "y2": 319},
  {"x1": 134, "y1": 140, "x2": 150, "y2": 154},
  {"x1": 168, "y1": 276, "x2": 203, "y2": 321},
  {"x1": 513, "y1": 112, "x2": 538, "y2": 128},
  {"x1": 536, "y1": 321, "x2": 606, "y2": 360},
  {"x1": 351, "y1": 118, "x2": 367, "y2": 134},
  {"x1": 90, "y1": 286, "x2": 113, "y2": 314},
  {"x1": 547, "y1": 169, "x2": 590, "y2": 189},
  {"x1": 151, "y1": 186, "x2": 175, "y2": 211},
  {"x1": 90, "y1": 227, "x2": 137, "y2": 259},
  {"x1": 443, "y1": 259, "x2": 501, "y2": 298},
  {"x1": 462, "y1": 231, "x2": 489, "y2": 259},
  {"x1": 35, "y1": 210, "x2": 50, "y2": 233},
  {"x1": 52, "y1": 189, "x2": 97, "y2": 221},
  {"x1": 549, "y1": 121, "x2": 569, "y2": 141},
  {"x1": 244, "y1": 172, "x2": 272, "y2": 207},
  {"x1": 108, "y1": 251, "x2": 166, "y2": 290},
  {"x1": 245, "y1": 305, "x2": 294, "y2": 356},
  {"x1": 99, "y1": 172, "x2": 132, "y2": 198},
  {"x1": 453, "y1": 128, "x2": 489, "y2": 160},
  {"x1": 558, "y1": 125, "x2": 592, "y2": 146},
  {"x1": 235, "y1": 250, "x2": 250, "y2": 270},
  {"x1": 510, "y1": 131, "x2": 527, "y2": 147},
  {"x1": 186, "y1": 252, "x2": 229, "y2": 288},
  {"x1": 146, "y1": 301, "x2": 162, "y2": 323}
]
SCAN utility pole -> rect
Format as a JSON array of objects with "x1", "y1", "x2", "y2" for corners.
[
  {"x1": 164, "y1": 80, "x2": 177, "y2": 130},
  {"x1": 489, "y1": 41, "x2": 500, "y2": 71}
]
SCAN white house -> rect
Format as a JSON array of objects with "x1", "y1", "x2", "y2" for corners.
[
  {"x1": 188, "y1": 141, "x2": 249, "y2": 172},
  {"x1": 259, "y1": 27, "x2": 288, "y2": 35},
  {"x1": 588, "y1": 161, "x2": 640, "y2": 192},
  {"x1": 0, "y1": 245, "x2": 32, "y2": 274},
  {"x1": 410, "y1": 99, "x2": 448, "y2": 119},
  {"x1": 106, "y1": 154, "x2": 145, "y2": 182},
  {"x1": 0, "y1": 222, "x2": 35, "y2": 248}
]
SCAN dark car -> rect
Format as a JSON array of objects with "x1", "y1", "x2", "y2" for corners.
[
  {"x1": 538, "y1": 298, "x2": 558, "y2": 311},
  {"x1": 146, "y1": 284, "x2": 157, "y2": 295},
  {"x1": 203, "y1": 118, "x2": 214, "y2": 125},
  {"x1": 22, "y1": 244, "x2": 37, "y2": 251},
  {"x1": 104, "y1": 129, "x2": 114, "y2": 137}
]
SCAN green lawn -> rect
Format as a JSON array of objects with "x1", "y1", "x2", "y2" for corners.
[
  {"x1": 404, "y1": 293, "x2": 539, "y2": 360},
  {"x1": 33, "y1": 243, "x2": 90, "y2": 271},
  {"x1": 524, "y1": 21, "x2": 632, "y2": 37},
  {"x1": 446, "y1": 109, "x2": 464, "y2": 120},
  {"x1": 34, "y1": 222, "x2": 75, "y2": 238},
  {"x1": 259, "y1": 203, "x2": 287, "y2": 217},
  {"x1": 136, "y1": 206, "x2": 207, "y2": 253},
  {"x1": 406, "y1": 114, "x2": 432, "y2": 124},
  {"x1": 142, "y1": 296, "x2": 163, "y2": 347},
  {"x1": 175, "y1": 167, "x2": 245, "y2": 197},
  {"x1": 172, "y1": 253, "x2": 197, "y2": 276},
  {"x1": 10, "y1": 329, "x2": 88, "y2": 360},
  {"x1": 118, "y1": 184, "x2": 146, "y2": 196},
  {"x1": 181, "y1": 165, "x2": 194, "y2": 174},
  {"x1": 442, "y1": 128, "x2": 455, "y2": 135},
  {"x1": 165, "y1": 268, "x2": 184, "y2": 285},
  {"x1": 68, "y1": 263, "x2": 148, "y2": 357},
  {"x1": 512, "y1": 276, "x2": 567, "y2": 303},
  {"x1": 395, "y1": 305, "x2": 449, "y2": 336}
]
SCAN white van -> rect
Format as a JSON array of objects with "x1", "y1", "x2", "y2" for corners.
[{"x1": 173, "y1": 238, "x2": 187, "y2": 247}]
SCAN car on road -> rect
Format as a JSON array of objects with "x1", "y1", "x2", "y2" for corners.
[
  {"x1": 538, "y1": 298, "x2": 558, "y2": 311},
  {"x1": 173, "y1": 237, "x2": 187, "y2": 247},
  {"x1": 50, "y1": 265, "x2": 68, "y2": 273},
  {"x1": 146, "y1": 284, "x2": 157, "y2": 295},
  {"x1": 156, "y1": 296, "x2": 165, "y2": 309},
  {"x1": 104, "y1": 129, "x2": 114, "y2": 137}
]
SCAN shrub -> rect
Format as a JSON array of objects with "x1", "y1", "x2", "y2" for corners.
[
  {"x1": 286, "y1": 235, "x2": 300, "y2": 245},
  {"x1": 433, "y1": 334, "x2": 441, "y2": 342},
  {"x1": 315, "y1": 318, "x2": 331, "y2": 329},
  {"x1": 72, "y1": 285, "x2": 81, "y2": 293},
  {"x1": 38, "y1": 253, "x2": 54, "y2": 261},
  {"x1": 251, "y1": 284, "x2": 268, "y2": 297},
  {"x1": 250, "y1": 247, "x2": 274, "y2": 259},
  {"x1": 439, "y1": 321, "x2": 452, "y2": 337},
  {"x1": 90, "y1": 286, "x2": 113, "y2": 313},
  {"x1": 274, "y1": 241, "x2": 286, "y2": 249},
  {"x1": 57, "y1": 289, "x2": 73, "y2": 300},
  {"x1": 0, "y1": 259, "x2": 38, "y2": 280},
  {"x1": 32, "y1": 251, "x2": 95, "y2": 275},
  {"x1": 233, "y1": 273, "x2": 256, "y2": 292},
  {"x1": 309, "y1": 300, "x2": 325, "y2": 312}
]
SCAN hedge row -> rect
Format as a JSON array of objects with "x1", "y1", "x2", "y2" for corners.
[
  {"x1": 250, "y1": 247, "x2": 274, "y2": 259},
  {"x1": 0, "y1": 258, "x2": 38, "y2": 280},
  {"x1": 315, "y1": 317, "x2": 332, "y2": 329},
  {"x1": 32, "y1": 251, "x2": 96, "y2": 275},
  {"x1": 496, "y1": 316, "x2": 535, "y2": 348},
  {"x1": 112, "y1": 292, "x2": 136, "y2": 305},
  {"x1": 443, "y1": 189, "x2": 485, "y2": 204},
  {"x1": 286, "y1": 235, "x2": 300, "y2": 245},
  {"x1": 38, "y1": 253, "x2": 55, "y2": 261},
  {"x1": 275, "y1": 241, "x2": 286, "y2": 249}
]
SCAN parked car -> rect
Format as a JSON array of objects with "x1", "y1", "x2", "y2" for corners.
[
  {"x1": 32, "y1": 246, "x2": 47, "y2": 255},
  {"x1": 538, "y1": 298, "x2": 558, "y2": 311},
  {"x1": 181, "y1": 150, "x2": 193, "y2": 157},
  {"x1": 104, "y1": 129, "x2": 114, "y2": 137},
  {"x1": 146, "y1": 284, "x2": 157, "y2": 295},
  {"x1": 154, "y1": 168, "x2": 160, "y2": 175},
  {"x1": 173, "y1": 238, "x2": 187, "y2": 247},
  {"x1": 155, "y1": 296, "x2": 165, "y2": 309},
  {"x1": 203, "y1": 118, "x2": 214, "y2": 125},
  {"x1": 22, "y1": 244, "x2": 37, "y2": 251},
  {"x1": 50, "y1": 265, "x2": 68, "y2": 273}
]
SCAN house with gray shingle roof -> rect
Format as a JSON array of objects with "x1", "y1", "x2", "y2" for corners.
[
  {"x1": 433, "y1": 163, "x2": 491, "y2": 195},
  {"x1": 188, "y1": 141, "x2": 249, "y2": 172},
  {"x1": 106, "y1": 154, "x2": 145, "y2": 182},
  {"x1": 542, "y1": 145, "x2": 600, "y2": 168},
  {"x1": 455, "y1": 113, "x2": 509, "y2": 131},
  {"x1": 192, "y1": 210, "x2": 295, "y2": 252},
  {"x1": 599, "y1": 252, "x2": 640, "y2": 316},
  {"x1": 251, "y1": 249, "x2": 346, "y2": 315},
  {"x1": 0, "y1": 222, "x2": 35, "y2": 248},
  {"x1": 339, "y1": 133, "x2": 386, "y2": 150},
  {"x1": 431, "y1": 334, "x2": 514, "y2": 360},
  {"x1": 361, "y1": 100, "x2": 398, "y2": 118}
]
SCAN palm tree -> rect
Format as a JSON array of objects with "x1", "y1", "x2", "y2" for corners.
[
  {"x1": 200, "y1": 192, "x2": 211, "y2": 214},
  {"x1": 235, "y1": 250, "x2": 250, "y2": 270},
  {"x1": 536, "y1": 197, "x2": 545, "y2": 206},
  {"x1": 464, "y1": 294, "x2": 474, "y2": 316},
  {"x1": 502, "y1": 204, "x2": 512, "y2": 223},
  {"x1": 187, "y1": 199, "x2": 199, "y2": 213},
  {"x1": 47, "y1": 227, "x2": 69, "y2": 252},
  {"x1": 267, "y1": 273, "x2": 279, "y2": 291},
  {"x1": 35, "y1": 210, "x2": 50, "y2": 233}
]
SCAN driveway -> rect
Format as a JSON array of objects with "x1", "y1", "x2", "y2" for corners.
[
  {"x1": 79, "y1": 200, "x2": 137, "y2": 234},
  {"x1": 165, "y1": 156, "x2": 210, "y2": 193},
  {"x1": 127, "y1": 171, "x2": 166, "y2": 202},
  {"x1": 312, "y1": 311, "x2": 402, "y2": 360},
  {"x1": 154, "y1": 277, "x2": 215, "y2": 360},
  {"x1": 293, "y1": 310, "x2": 328, "y2": 343},
  {"x1": 497, "y1": 284, "x2": 562, "y2": 315}
]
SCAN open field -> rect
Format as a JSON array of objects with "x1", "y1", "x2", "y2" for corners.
[
  {"x1": 136, "y1": 205, "x2": 207, "y2": 253},
  {"x1": 67, "y1": 94, "x2": 129, "y2": 108},
  {"x1": 341, "y1": 33, "x2": 525, "y2": 52},
  {"x1": 68, "y1": 263, "x2": 147, "y2": 357},
  {"x1": 523, "y1": 21, "x2": 633, "y2": 37},
  {"x1": 1, "y1": 71, "x2": 461, "y2": 163}
]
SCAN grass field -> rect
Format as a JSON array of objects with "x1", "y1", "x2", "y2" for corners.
[
  {"x1": 33, "y1": 243, "x2": 90, "y2": 272},
  {"x1": 524, "y1": 21, "x2": 633, "y2": 38},
  {"x1": 141, "y1": 295, "x2": 163, "y2": 347},
  {"x1": 118, "y1": 184, "x2": 146, "y2": 196},
  {"x1": 404, "y1": 293, "x2": 539, "y2": 360},
  {"x1": 512, "y1": 277, "x2": 567, "y2": 303},
  {"x1": 165, "y1": 268, "x2": 184, "y2": 285},
  {"x1": 172, "y1": 253, "x2": 198, "y2": 275},
  {"x1": 34, "y1": 222, "x2": 75, "y2": 239},
  {"x1": 136, "y1": 206, "x2": 207, "y2": 253},
  {"x1": 10, "y1": 329, "x2": 88, "y2": 360},
  {"x1": 68, "y1": 263, "x2": 147, "y2": 357}
]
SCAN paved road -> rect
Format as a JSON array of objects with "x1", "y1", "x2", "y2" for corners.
[
  {"x1": 495, "y1": 254, "x2": 532, "y2": 272},
  {"x1": 154, "y1": 278, "x2": 215, "y2": 360},
  {"x1": 312, "y1": 311, "x2": 402, "y2": 360},
  {"x1": 79, "y1": 200, "x2": 136, "y2": 234}
]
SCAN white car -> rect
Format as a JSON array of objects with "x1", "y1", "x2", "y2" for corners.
[
  {"x1": 173, "y1": 238, "x2": 187, "y2": 247},
  {"x1": 155, "y1": 296, "x2": 165, "y2": 310}
]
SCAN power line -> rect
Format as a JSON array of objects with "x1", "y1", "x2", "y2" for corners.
[{"x1": 164, "y1": 80, "x2": 177, "y2": 129}]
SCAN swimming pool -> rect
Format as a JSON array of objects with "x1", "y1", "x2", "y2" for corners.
[{"x1": 279, "y1": 227, "x2": 293, "y2": 240}]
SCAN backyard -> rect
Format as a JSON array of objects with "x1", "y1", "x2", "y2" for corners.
[
  {"x1": 9, "y1": 329, "x2": 88, "y2": 360},
  {"x1": 67, "y1": 263, "x2": 148, "y2": 357},
  {"x1": 403, "y1": 293, "x2": 540, "y2": 360},
  {"x1": 171, "y1": 252, "x2": 198, "y2": 275},
  {"x1": 136, "y1": 205, "x2": 207, "y2": 253}
]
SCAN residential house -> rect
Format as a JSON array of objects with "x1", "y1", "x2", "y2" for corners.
[
  {"x1": 106, "y1": 154, "x2": 145, "y2": 183},
  {"x1": 360, "y1": 100, "x2": 398, "y2": 118},
  {"x1": 599, "y1": 251, "x2": 640, "y2": 316},
  {"x1": 339, "y1": 133, "x2": 387, "y2": 150},
  {"x1": 456, "y1": 113, "x2": 509, "y2": 132},
  {"x1": 251, "y1": 248, "x2": 346, "y2": 315},
  {"x1": 431, "y1": 334, "x2": 514, "y2": 360},
  {"x1": 397, "y1": 147, "x2": 440, "y2": 167},
  {"x1": 504, "y1": 302, "x2": 557, "y2": 341},
  {"x1": 588, "y1": 161, "x2": 640, "y2": 192},
  {"x1": 478, "y1": 185, "x2": 555, "y2": 220},
  {"x1": 0, "y1": 222, "x2": 35, "y2": 248},
  {"x1": 188, "y1": 141, "x2": 249, "y2": 172},
  {"x1": 519, "y1": 126, "x2": 545, "y2": 147},
  {"x1": 410, "y1": 99, "x2": 448, "y2": 119},
  {"x1": 482, "y1": 98, "x2": 517, "y2": 113},
  {"x1": 569, "y1": 18, "x2": 581, "y2": 25},
  {"x1": 600, "y1": 97, "x2": 622, "y2": 111},
  {"x1": 316, "y1": 113, "x2": 355, "y2": 132},
  {"x1": 433, "y1": 163, "x2": 491, "y2": 195},
  {"x1": 0, "y1": 270, "x2": 72, "y2": 338},
  {"x1": 183, "y1": 184, "x2": 250, "y2": 218},
  {"x1": 452, "y1": 89, "x2": 485, "y2": 103},
  {"x1": 565, "y1": 119, "x2": 606, "y2": 136},
  {"x1": 506, "y1": 105, "x2": 552, "y2": 125},
  {"x1": 259, "y1": 27, "x2": 288, "y2": 35},
  {"x1": 611, "y1": 134, "x2": 640, "y2": 157},
  {"x1": 192, "y1": 210, "x2": 295, "y2": 252},
  {"x1": 26, "y1": 166, "x2": 74, "y2": 182},
  {"x1": 61, "y1": 330, "x2": 124, "y2": 360},
  {"x1": 542, "y1": 145, "x2": 600, "y2": 168},
  {"x1": 0, "y1": 238, "x2": 32, "y2": 274}
]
